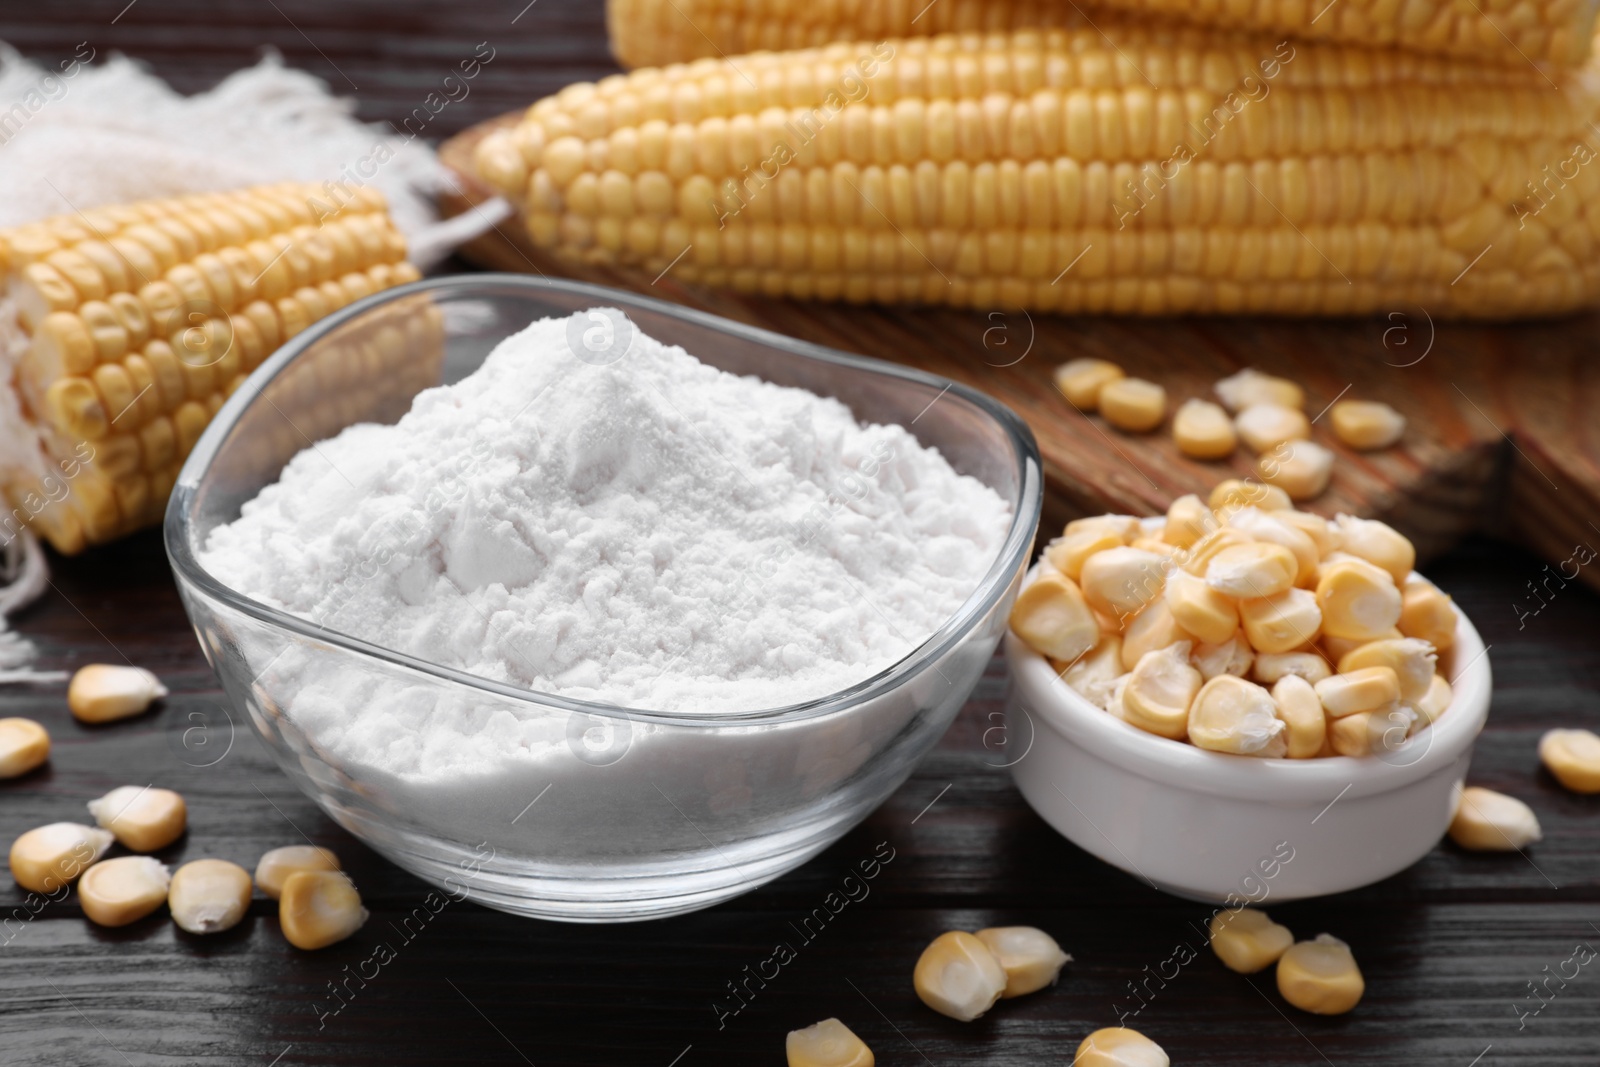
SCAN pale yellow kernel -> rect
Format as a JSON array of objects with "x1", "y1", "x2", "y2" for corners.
[
  {"x1": 1315, "y1": 666, "x2": 1401, "y2": 717},
  {"x1": 1337, "y1": 638, "x2": 1437, "y2": 704},
  {"x1": 1399, "y1": 577, "x2": 1458, "y2": 651},
  {"x1": 168, "y1": 858, "x2": 253, "y2": 934},
  {"x1": 1450, "y1": 786, "x2": 1542, "y2": 850},
  {"x1": 1235, "y1": 403, "x2": 1311, "y2": 454},
  {"x1": 1053, "y1": 358, "x2": 1124, "y2": 411},
  {"x1": 0, "y1": 718, "x2": 49, "y2": 778},
  {"x1": 1162, "y1": 494, "x2": 1216, "y2": 549},
  {"x1": 1165, "y1": 569, "x2": 1239, "y2": 646},
  {"x1": 1188, "y1": 675, "x2": 1286, "y2": 757},
  {"x1": 1120, "y1": 600, "x2": 1194, "y2": 671},
  {"x1": 1258, "y1": 440, "x2": 1334, "y2": 501},
  {"x1": 1330, "y1": 399, "x2": 1406, "y2": 450},
  {"x1": 1272, "y1": 675, "x2": 1327, "y2": 758},
  {"x1": 256, "y1": 846, "x2": 343, "y2": 900},
  {"x1": 1205, "y1": 542, "x2": 1298, "y2": 599},
  {"x1": 1045, "y1": 526, "x2": 1124, "y2": 581},
  {"x1": 79, "y1": 856, "x2": 172, "y2": 928},
  {"x1": 1539, "y1": 729, "x2": 1600, "y2": 794},
  {"x1": 1208, "y1": 478, "x2": 1292, "y2": 513},
  {"x1": 1172, "y1": 398, "x2": 1236, "y2": 460},
  {"x1": 1239, "y1": 587, "x2": 1323, "y2": 655},
  {"x1": 280, "y1": 869, "x2": 368, "y2": 950},
  {"x1": 912, "y1": 931, "x2": 1007, "y2": 1021},
  {"x1": 1210, "y1": 908, "x2": 1294, "y2": 973},
  {"x1": 1277, "y1": 935, "x2": 1364, "y2": 1015},
  {"x1": 1179, "y1": 526, "x2": 1255, "y2": 577},
  {"x1": 1316, "y1": 558, "x2": 1403, "y2": 641},
  {"x1": 1010, "y1": 572, "x2": 1100, "y2": 663},
  {"x1": 975, "y1": 926, "x2": 1072, "y2": 998},
  {"x1": 1333, "y1": 515, "x2": 1416, "y2": 585},
  {"x1": 68, "y1": 664, "x2": 168, "y2": 723},
  {"x1": 9, "y1": 823, "x2": 113, "y2": 893},
  {"x1": 1121, "y1": 642, "x2": 1201, "y2": 740},
  {"x1": 1192, "y1": 637, "x2": 1254, "y2": 682},
  {"x1": 87, "y1": 786, "x2": 187, "y2": 852},
  {"x1": 1253, "y1": 652, "x2": 1332, "y2": 686},
  {"x1": 1074, "y1": 1027, "x2": 1169, "y2": 1067},
  {"x1": 1225, "y1": 508, "x2": 1319, "y2": 586},
  {"x1": 1099, "y1": 377, "x2": 1166, "y2": 433},
  {"x1": 1326, "y1": 706, "x2": 1417, "y2": 757},
  {"x1": 1080, "y1": 546, "x2": 1169, "y2": 620},
  {"x1": 1215, "y1": 367, "x2": 1304, "y2": 412},
  {"x1": 786, "y1": 1018, "x2": 874, "y2": 1067}
]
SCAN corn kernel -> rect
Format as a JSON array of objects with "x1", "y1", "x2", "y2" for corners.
[
  {"x1": 256, "y1": 845, "x2": 343, "y2": 899},
  {"x1": 1191, "y1": 637, "x2": 1253, "y2": 681},
  {"x1": 1253, "y1": 652, "x2": 1332, "y2": 686},
  {"x1": 1188, "y1": 675, "x2": 1286, "y2": 757},
  {"x1": 1073, "y1": 1027, "x2": 1169, "y2": 1067},
  {"x1": 1539, "y1": 729, "x2": 1600, "y2": 794},
  {"x1": 1320, "y1": 628, "x2": 1402, "y2": 662},
  {"x1": 1399, "y1": 576, "x2": 1457, "y2": 651},
  {"x1": 1257, "y1": 440, "x2": 1334, "y2": 501},
  {"x1": 1080, "y1": 546, "x2": 1169, "y2": 621},
  {"x1": 1330, "y1": 400, "x2": 1406, "y2": 450},
  {"x1": 1206, "y1": 542, "x2": 1298, "y2": 599},
  {"x1": 67, "y1": 664, "x2": 168, "y2": 723},
  {"x1": 1208, "y1": 478, "x2": 1292, "y2": 514},
  {"x1": 168, "y1": 858, "x2": 253, "y2": 934},
  {"x1": 1120, "y1": 600, "x2": 1193, "y2": 670},
  {"x1": 1172, "y1": 398, "x2": 1236, "y2": 460},
  {"x1": 1235, "y1": 404, "x2": 1310, "y2": 454},
  {"x1": 1209, "y1": 907, "x2": 1293, "y2": 973},
  {"x1": 1326, "y1": 705, "x2": 1416, "y2": 757},
  {"x1": 1215, "y1": 368, "x2": 1304, "y2": 413},
  {"x1": 1450, "y1": 786, "x2": 1542, "y2": 850},
  {"x1": 1271, "y1": 675, "x2": 1327, "y2": 758},
  {"x1": 786, "y1": 1018, "x2": 874, "y2": 1067},
  {"x1": 912, "y1": 930, "x2": 1007, "y2": 1021},
  {"x1": 1316, "y1": 558, "x2": 1402, "y2": 641},
  {"x1": 1179, "y1": 526, "x2": 1254, "y2": 577},
  {"x1": 1010, "y1": 572, "x2": 1100, "y2": 663},
  {"x1": 1131, "y1": 537, "x2": 1178, "y2": 559},
  {"x1": 1063, "y1": 636, "x2": 1125, "y2": 710},
  {"x1": 1162, "y1": 494, "x2": 1216, "y2": 549},
  {"x1": 1045, "y1": 526, "x2": 1124, "y2": 581},
  {"x1": 279, "y1": 869, "x2": 368, "y2": 950},
  {"x1": 1165, "y1": 569, "x2": 1238, "y2": 646},
  {"x1": 1409, "y1": 673, "x2": 1453, "y2": 730},
  {"x1": 1276, "y1": 510, "x2": 1341, "y2": 556},
  {"x1": 78, "y1": 856, "x2": 171, "y2": 927},
  {"x1": 1337, "y1": 638, "x2": 1436, "y2": 704},
  {"x1": 1332, "y1": 515, "x2": 1415, "y2": 585},
  {"x1": 9, "y1": 822, "x2": 113, "y2": 893},
  {"x1": 1121, "y1": 642, "x2": 1201, "y2": 740},
  {"x1": 1315, "y1": 666, "x2": 1402, "y2": 717},
  {"x1": 1066, "y1": 515, "x2": 1142, "y2": 541},
  {"x1": 975, "y1": 926, "x2": 1072, "y2": 998},
  {"x1": 1054, "y1": 358, "x2": 1124, "y2": 411},
  {"x1": 1099, "y1": 378, "x2": 1166, "y2": 433},
  {"x1": 1225, "y1": 508, "x2": 1319, "y2": 586},
  {"x1": 0, "y1": 717, "x2": 49, "y2": 778},
  {"x1": 1276, "y1": 934, "x2": 1364, "y2": 1015},
  {"x1": 86, "y1": 785, "x2": 187, "y2": 852},
  {"x1": 1238, "y1": 587, "x2": 1322, "y2": 654}
]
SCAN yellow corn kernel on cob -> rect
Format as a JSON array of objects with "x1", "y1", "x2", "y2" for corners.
[
  {"x1": 0, "y1": 182, "x2": 421, "y2": 554},
  {"x1": 605, "y1": 0, "x2": 1599, "y2": 69},
  {"x1": 475, "y1": 25, "x2": 1600, "y2": 319}
]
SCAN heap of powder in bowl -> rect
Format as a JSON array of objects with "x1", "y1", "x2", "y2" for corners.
[{"x1": 200, "y1": 309, "x2": 1011, "y2": 714}]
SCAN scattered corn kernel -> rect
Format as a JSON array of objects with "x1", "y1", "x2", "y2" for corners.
[
  {"x1": 1536, "y1": 728, "x2": 1600, "y2": 793},
  {"x1": 1333, "y1": 515, "x2": 1415, "y2": 585},
  {"x1": 1080, "y1": 547, "x2": 1169, "y2": 621},
  {"x1": 1257, "y1": 440, "x2": 1334, "y2": 501},
  {"x1": 1046, "y1": 526, "x2": 1125, "y2": 581},
  {"x1": 255, "y1": 845, "x2": 342, "y2": 899},
  {"x1": 786, "y1": 1018, "x2": 874, "y2": 1067},
  {"x1": 1327, "y1": 705, "x2": 1416, "y2": 757},
  {"x1": 1162, "y1": 494, "x2": 1216, "y2": 549},
  {"x1": 912, "y1": 930, "x2": 1008, "y2": 1021},
  {"x1": 975, "y1": 926, "x2": 1072, "y2": 998},
  {"x1": 279, "y1": 869, "x2": 368, "y2": 950},
  {"x1": 1235, "y1": 403, "x2": 1310, "y2": 454},
  {"x1": 1399, "y1": 576, "x2": 1457, "y2": 651},
  {"x1": 1209, "y1": 907, "x2": 1294, "y2": 973},
  {"x1": 1253, "y1": 652, "x2": 1332, "y2": 686},
  {"x1": 67, "y1": 664, "x2": 168, "y2": 723},
  {"x1": 1238, "y1": 587, "x2": 1323, "y2": 655},
  {"x1": 1187, "y1": 676, "x2": 1286, "y2": 757},
  {"x1": 1316, "y1": 558, "x2": 1403, "y2": 640},
  {"x1": 1337, "y1": 638, "x2": 1436, "y2": 703},
  {"x1": 1121, "y1": 643, "x2": 1201, "y2": 740},
  {"x1": 1276, "y1": 934, "x2": 1364, "y2": 1015},
  {"x1": 1165, "y1": 569, "x2": 1239, "y2": 646},
  {"x1": 1098, "y1": 378, "x2": 1166, "y2": 433},
  {"x1": 1191, "y1": 637, "x2": 1254, "y2": 681},
  {"x1": 1172, "y1": 398, "x2": 1236, "y2": 460},
  {"x1": 1225, "y1": 508, "x2": 1318, "y2": 586},
  {"x1": 9, "y1": 822, "x2": 113, "y2": 893},
  {"x1": 1271, "y1": 675, "x2": 1327, "y2": 758},
  {"x1": 1009, "y1": 572, "x2": 1100, "y2": 663},
  {"x1": 1073, "y1": 1027, "x2": 1169, "y2": 1067},
  {"x1": 1054, "y1": 359, "x2": 1124, "y2": 411},
  {"x1": 1208, "y1": 479, "x2": 1292, "y2": 514},
  {"x1": 1409, "y1": 673, "x2": 1453, "y2": 729},
  {"x1": 1121, "y1": 601, "x2": 1194, "y2": 671},
  {"x1": 1330, "y1": 400, "x2": 1406, "y2": 450},
  {"x1": 78, "y1": 856, "x2": 171, "y2": 927},
  {"x1": 87, "y1": 785, "x2": 187, "y2": 852},
  {"x1": 1450, "y1": 786, "x2": 1542, "y2": 850},
  {"x1": 1315, "y1": 667, "x2": 1402, "y2": 717},
  {"x1": 1206, "y1": 542, "x2": 1298, "y2": 599},
  {"x1": 168, "y1": 858, "x2": 253, "y2": 934},
  {"x1": 1215, "y1": 368, "x2": 1304, "y2": 413},
  {"x1": 0, "y1": 717, "x2": 49, "y2": 778}
]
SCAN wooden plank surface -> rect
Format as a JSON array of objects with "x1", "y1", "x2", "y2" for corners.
[{"x1": 3, "y1": 3, "x2": 1600, "y2": 1065}]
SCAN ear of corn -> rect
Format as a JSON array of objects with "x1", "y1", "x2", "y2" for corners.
[
  {"x1": 605, "y1": 0, "x2": 1598, "y2": 69},
  {"x1": 0, "y1": 182, "x2": 421, "y2": 554},
  {"x1": 475, "y1": 25, "x2": 1600, "y2": 319}
]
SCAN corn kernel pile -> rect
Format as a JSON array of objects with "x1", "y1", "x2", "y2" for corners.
[{"x1": 1010, "y1": 482, "x2": 1460, "y2": 758}]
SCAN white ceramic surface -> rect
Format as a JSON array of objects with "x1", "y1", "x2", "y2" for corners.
[{"x1": 1005, "y1": 564, "x2": 1491, "y2": 903}]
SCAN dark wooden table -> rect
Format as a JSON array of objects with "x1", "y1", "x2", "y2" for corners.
[{"x1": 4, "y1": 3, "x2": 1599, "y2": 1064}]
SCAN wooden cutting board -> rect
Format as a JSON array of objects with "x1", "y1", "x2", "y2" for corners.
[{"x1": 436, "y1": 113, "x2": 1600, "y2": 588}]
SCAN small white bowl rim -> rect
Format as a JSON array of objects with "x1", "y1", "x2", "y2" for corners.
[{"x1": 1006, "y1": 563, "x2": 1491, "y2": 803}]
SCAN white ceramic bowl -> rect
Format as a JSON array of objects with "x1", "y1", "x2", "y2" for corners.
[{"x1": 1004, "y1": 564, "x2": 1491, "y2": 903}]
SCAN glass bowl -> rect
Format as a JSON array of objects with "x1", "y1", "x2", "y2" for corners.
[{"x1": 165, "y1": 274, "x2": 1042, "y2": 922}]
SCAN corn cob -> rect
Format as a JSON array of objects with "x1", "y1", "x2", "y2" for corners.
[
  {"x1": 474, "y1": 25, "x2": 1600, "y2": 319},
  {"x1": 0, "y1": 182, "x2": 422, "y2": 554},
  {"x1": 606, "y1": 0, "x2": 1600, "y2": 69}
]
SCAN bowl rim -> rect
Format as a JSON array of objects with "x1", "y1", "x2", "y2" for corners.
[
  {"x1": 1005, "y1": 562, "x2": 1492, "y2": 802},
  {"x1": 165, "y1": 273, "x2": 1043, "y2": 728}
]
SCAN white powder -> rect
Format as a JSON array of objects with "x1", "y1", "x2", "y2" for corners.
[{"x1": 201, "y1": 310, "x2": 1010, "y2": 733}]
